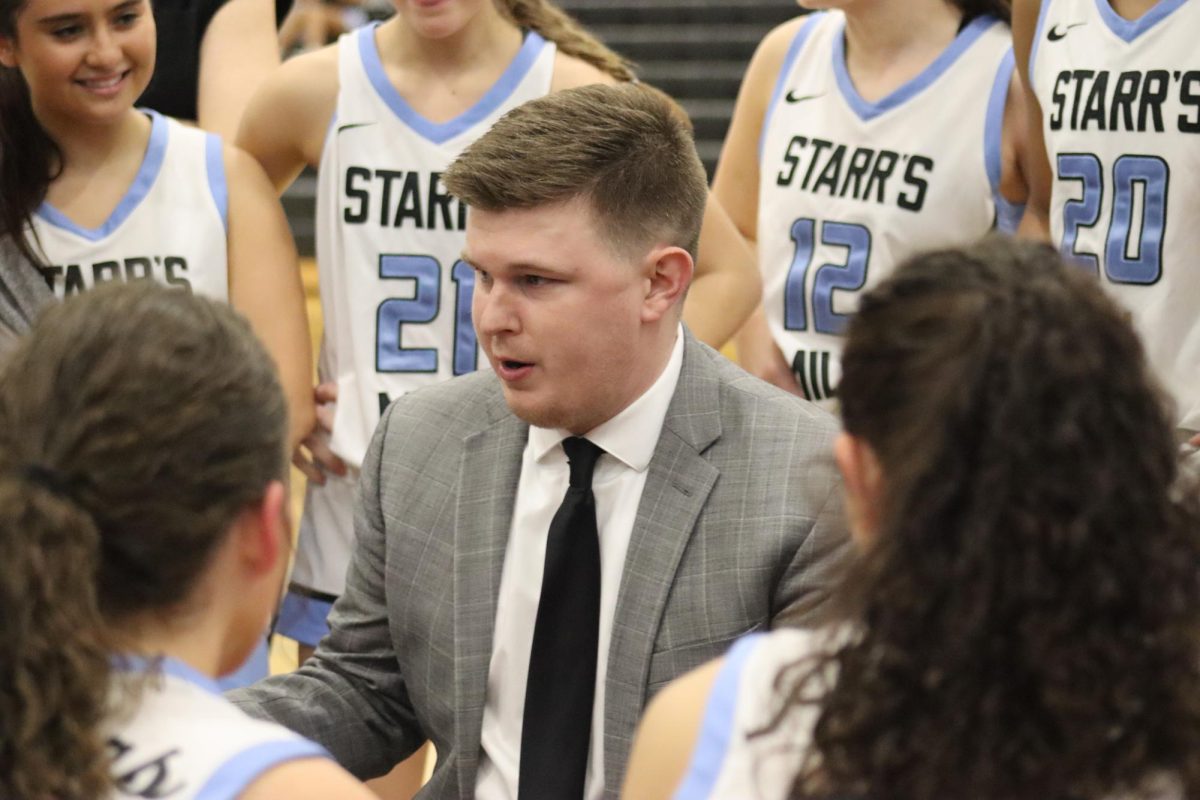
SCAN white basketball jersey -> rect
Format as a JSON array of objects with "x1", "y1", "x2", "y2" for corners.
[
  {"x1": 106, "y1": 657, "x2": 326, "y2": 799},
  {"x1": 759, "y1": 12, "x2": 1015, "y2": 404},
  {"x1": 30, "y1": 111, "x2": 229, "y2": 301},
  {"x1": 295, "y1": 25, "x2": 555, "y2": 594},
  {"x1": 1029, "y1": 0, "x2": 1200, "y2": 432}
]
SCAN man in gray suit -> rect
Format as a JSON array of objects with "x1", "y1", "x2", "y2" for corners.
[{"x1": 234, "y1": 83, "x2": 847, "y2": 799}]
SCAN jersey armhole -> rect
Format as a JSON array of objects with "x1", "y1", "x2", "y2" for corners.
[
  {"x1": 671, "y1": 633, "x2": 766, "y2": 800},
  {"x1": 204, "y1": 134, "x2": 230, "y2": 233},
  {"x1": 759, "y1": 14, "x2": 824, "y2": 162},
  {"x1": 984, "y1": 49, "x2": 1024, "y2": 233},
  {"x1": 194, "y1": 739, "x2": 330, "y2": 800}
]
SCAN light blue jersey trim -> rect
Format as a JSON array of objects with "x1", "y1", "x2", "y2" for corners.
[
  {"x1": 112, "y1": 654, "x2": 224, "y2": 697},
  {"x1": 759, "y1": 13, "x2": 824, "y2": 160},
  {"x1": 205, "y1": 134, "x2": 229, "y2": 233},
  {"x1": 276, "y1": 590, "x2": 333, "y2": 647},
  {"x1": 1094, "y1": 0, "x2": 1188, "y2": 42},
  {"x1": 359, "y1": 24, "x2": 547, "y2": 145},
  {"x1": 1028, "y1": 0, "x2": 1054, "y2": 78},
  {"x1": 672, "y1": 633, "x2": 766, "y2": 800},
  {"x1": 833, "y1": 14, "x2": 998, "y2": 122},
  {"x1": 36, "y1": 109, "x2": 169, "y2": 241},
  {"x1": 195, "y1": 739, "x2": 330, "y2": 800},
  {"x1": 985, "y1": 49, "x2": 1023, "y2": 233}
]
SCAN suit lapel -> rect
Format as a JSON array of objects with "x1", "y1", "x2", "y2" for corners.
[
  {"x1": 602, "y1": 333, "x2": 722, "y2": 792},
  {"x1": 453, "y1": 389, "x2": 528, "y2": 794}
]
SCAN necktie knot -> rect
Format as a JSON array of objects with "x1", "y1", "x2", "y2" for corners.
[{"x1": 562, "y1": 437, "x2": 603, "y2": 489}]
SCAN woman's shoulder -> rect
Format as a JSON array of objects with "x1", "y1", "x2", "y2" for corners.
[{"x1": 550, "y1": 50, "x2": 620, "y2": 92}]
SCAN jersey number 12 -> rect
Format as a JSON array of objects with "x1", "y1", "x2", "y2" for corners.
[{"x1": 783, "y1": 217, "x2": 872, "y2": 335}]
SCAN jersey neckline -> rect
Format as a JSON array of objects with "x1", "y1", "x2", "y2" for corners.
[
  {"x1": 112, "y1": 653, "x2": 223, "y2": 697},
  {"x1": 1094, "y1": 0, "x2": 1189, "y2": 43},
  {"x1": 36, "y1": 109, "x2": 169, "y2": 242},
  {"x1": 358, "y1": 24, "x2": 548, "y2": 146},
  {"x1": 833, "y1": 14, "x2": 998, "y2": 123}
]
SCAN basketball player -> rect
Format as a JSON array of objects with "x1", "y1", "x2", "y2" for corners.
[
  {"x1": 723, "y1": 0, "x2": 1034, "y2": 405},
  {"x1": 0, "y1": 0, "x2": 314, "y2": 452},
  {"x1": 0, "y1": 283, "x2": 374, "y2": 800},
  {"x1": 236, "y1": 0, "x2": 760, "y2": 659},
  {"x1": 1013, "y1": 0, "x2": 1199, "y2": 437}
]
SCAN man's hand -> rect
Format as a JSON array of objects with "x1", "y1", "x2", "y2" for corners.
[{"x1": 292, "y1": 382, "x2": 348, "y2": 484}]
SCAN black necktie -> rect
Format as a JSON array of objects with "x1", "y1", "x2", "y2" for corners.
[{"x1": 518, "y1": 436, "x2": 604, "y2": 800}]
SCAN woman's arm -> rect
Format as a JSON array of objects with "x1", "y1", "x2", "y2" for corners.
[
  {"x1": 197, "y1": 0, "x2": 282, "y2": 142},
  {"x1": 622, "y1": 658, "x2": 723, "y2": 799},
  {"x1": 241, "y1": 757, "x2": 379, "y2": 799},
  {"x1": 224, "y1": 143, "x2": 316, "y2": 450},
  {"x1": 714, "y1": 18, "x2": 806, "y2": 391},
  {"x1": 1012, "y1": 0, "x2": 1054, "y2": 242},
  {"x1": 683, "y1": 195, "x2": 761, "y2": 350},
  {"x1": 235, "y1": 44, "x2": 339, "y2": 192}
]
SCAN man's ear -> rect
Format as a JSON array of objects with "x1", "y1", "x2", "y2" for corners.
[
  {"x1": 640, "y1": 245, "x2": 693, "y2": 323},
  {"x1": 236, "y1": 480, "x2": 288, "y2": 576}
]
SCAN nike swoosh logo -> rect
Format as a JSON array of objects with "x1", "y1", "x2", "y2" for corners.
[
  {"x1": 785, "y1": 90, "x2": 825, "y2": 104},
  {"x1": 1047, "y1": 22, "x2": 1086, "y2": 41},
  {"x1": 337, "y1": 121, "x2": 376, "y2": 133}
]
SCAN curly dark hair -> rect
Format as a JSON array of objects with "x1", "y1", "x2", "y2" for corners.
[
  {"x1": 779, "y1": 237, "x2": 1200, "y2": 800},
  {"x1": 0, "y1": 282, "x2": 288, "y2": 798}
]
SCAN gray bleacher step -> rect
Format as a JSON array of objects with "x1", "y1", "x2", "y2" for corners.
[
  {"x1": 557, "y1": 0, "x2": 797, "y2": 26},
  {"x1": 639, "y1": 61, "x2": 749, "y2": 98},
  {"x1": 680, "y1": 97, "x2": 737, "y2": 141},
  {"x1": 589, "y1": 23, "x2": 767, "y2": 61}
]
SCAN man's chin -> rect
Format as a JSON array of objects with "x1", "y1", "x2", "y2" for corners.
[{"x1": 500, "y1": 389, "x2": 578, "y2": 432}]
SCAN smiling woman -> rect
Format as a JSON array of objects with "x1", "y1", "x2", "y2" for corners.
[{"x1": 0, "y1": 0, "x2": 315, "y2": 488}]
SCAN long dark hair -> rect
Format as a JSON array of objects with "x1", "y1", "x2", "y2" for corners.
[
  {"x1": 781, "y1": 237, "x2": 1200, "y2": 800},
  {"x1": 0, "y1": 282, "x2": 288, "y2": 798},
  {"x1": 0, "y1": 0, "x2": 60, "y2": 267}
]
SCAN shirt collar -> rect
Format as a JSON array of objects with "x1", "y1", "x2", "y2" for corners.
[{"x1": 529, "y1": 325, "x2": 685, "y2": 472}]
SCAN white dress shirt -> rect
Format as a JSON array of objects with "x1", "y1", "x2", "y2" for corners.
[{"x1": 475, "y1": 328, "x2": 685, "y2": 800}]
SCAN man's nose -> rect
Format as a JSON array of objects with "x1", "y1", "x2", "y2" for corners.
[{"x1": 473, "y1": 282, "x2": 520, "y2": 338}]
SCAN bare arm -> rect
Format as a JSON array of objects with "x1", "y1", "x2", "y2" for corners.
[
  {"x1": 241, "y1": 758, "x2": 378, "y2": 800},
  {"x1": 197, "y1": 0, "x2": 281, "y2": 142},
  {"x1": 714, "y1": 19, "x2": 805, "y2": 392},
  {"x1": 684, "y1": 195, "x2": 761, "y2": 350},
  {"x1": 1012, "y1": 0, "x2": 1054, "y2": 242},
  {"x1": 235, "y1": 44, "x2": 338, "y2": 193},
  {"x1": 622, "y1": 659, "x2": 722, "y2": 799},
  {"x1": 224, "y1": 144, "x2": 316, "y2": 450}
]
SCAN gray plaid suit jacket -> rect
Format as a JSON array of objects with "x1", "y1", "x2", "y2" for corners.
[{"x1": 233, "y1": 330, "x2": 848, "y2": 798}]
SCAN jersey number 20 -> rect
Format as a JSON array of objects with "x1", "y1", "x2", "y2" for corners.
[
  {"x1": 376, "y1": 254, "x2": 478, "y2": 375},
  {"x1": 1057, "y1": 153, "x2": 1168, "y2": 285}
]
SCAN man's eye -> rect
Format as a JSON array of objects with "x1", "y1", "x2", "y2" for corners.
[{"x1": 521, "y1": 275, "x2": 548, "y2": 287}]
